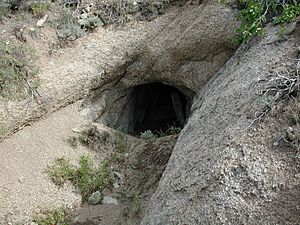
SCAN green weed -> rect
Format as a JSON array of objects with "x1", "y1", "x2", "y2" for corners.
[
  {"x1": 47, "y1": 155, "x2": 112, "y2": 201},
  {"x1": 221, "y1": 0, "x2": 300, "y2": 43},
  {"x1": 47, "y1": 157, "x2": 75, "y2": 186},
  {"x1": 0, "y1": 38, "x2": 39, "y2": 99},
  {"x1": 33, "y1": 207, "x2": 72, "y2": 225}
]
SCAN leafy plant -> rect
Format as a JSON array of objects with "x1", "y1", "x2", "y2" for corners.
[
  {"x1": 80, "y1": 16, "x2": 104, "y2": 30},
  {"x1": 274, "y1": 3, "x2": 300, "y2": 24},
  {"x1": 29, "y1": 0, "x2": 50, "y2": 17},
  {"x1": 140, "y1": 130, "x2": 157, "y2": 140},
  {"x1": 47, "y1": 157, "x2": 75, "y2": 186},
  {"x1": 33, "y1": 207, "x2": 72, "y2": 225},
  {"x1": 155, "y1": 125, "x2": 182, "y2": 137},
  {"x1": 224, "y1": 0, "x2": 300, "y2": 43},
  {"x1": 55, "y1": 10, "x2": 84, "y2": 47},
  {"x1": 47, "y1": 155, "x2": 113, "y2": 200},
  {"x1": 0, "y1": 38, "x2": 39, "y2": 99}
]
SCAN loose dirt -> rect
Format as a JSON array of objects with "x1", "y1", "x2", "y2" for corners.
[{"x1": 0, "y1": 101, "x2": 93, "y2": 224}]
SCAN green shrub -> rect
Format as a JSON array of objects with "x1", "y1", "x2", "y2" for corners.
[
  {"x1": 29, "y1": 0, "x2": 50, "y2": 17},
  {"x1": 47, "y1": 155, "x2": 112, "y2": 200},
  {"x1": 140, "y1": 130, "x2": 157, "y2": 140},
  {"x1": 0, "y1": 0, "x2": 50, "y2": 17},
  {"x1": 0, "y1": 38, "x2": 39, "y2": 99},
  {"x1": 224, "y1": 0, "x2": 300, "y2": 43},
  {"x1": 33, "y1": 207, "x2": 72, "y2": 225},
  {"x1": 56, "y1": 10, "x2": 84, "y2": 47},
  {"x1": 274, "y1": 3, "x2": 300, "y2": 24},
  {"x1": 80, "y1": 16, "x2": 104, "y2": 30},
  {"x1": 47, "y1": 157, "x2": 75, "y2": 186}
]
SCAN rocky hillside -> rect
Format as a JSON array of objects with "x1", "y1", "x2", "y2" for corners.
[{"x1": 0, "y1": 0, "x2": 300, "y2": 224}]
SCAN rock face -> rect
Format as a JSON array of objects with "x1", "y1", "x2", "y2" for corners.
[
  {"x1": 0, "y1": 0, "x2": 238, "y2": 137},
  {"x1": 141, "y1": 24, "x2": 300, "y2": 224}
]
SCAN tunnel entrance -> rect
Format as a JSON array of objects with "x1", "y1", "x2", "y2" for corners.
[
  {"x1": 130, "y1": 82, "x2": 189, "y2": 135},
  {"x1": 91, "y1": 82, "x2": 194, "y2": 136}
]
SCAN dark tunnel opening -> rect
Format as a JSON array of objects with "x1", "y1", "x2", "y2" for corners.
[{"x1": 130, "y1": 82, "x2": 190, "y2": 135}]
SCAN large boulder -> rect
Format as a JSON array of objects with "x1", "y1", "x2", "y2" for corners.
[
  {"x1": 141, "y1": 23, "x2": 300, "y2": 224},
  {"x1": 0, "y1": 0, "x2": 238, "y2": 137}
]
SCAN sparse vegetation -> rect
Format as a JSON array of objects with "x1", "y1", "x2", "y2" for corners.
[
  {"x1": 79, "y1": 15, "x2": 104, "y2": 30},
  {"x1": 0, "y1": 38, "x2": 39, "y2": 100},
  {"x1": 29, "y1": 0, "x2": 50, "y2": 18},
  {"x1": 223, "y1": 0, "x2": 300, "y2": 43},
  {"x1": 246, "y1": 58, "x2": 300, "y2": 131},
  {"x1": 140, "y1": 130, "x2": 157, "y2": 140},
  {"x1": 66, "y1": 136, "x2": 79, "y2": 148},
  {"x1": 115, "y1": 132, "x2": 128, "y2": 154},
  {"x1": 55, "y1": 10, "x2": 85, "y2": 47},
  {"x1": 33, "y1": 207, "x2": 72, "y2": 225},
  {"x1": 93, "y1": 0, "x2": 181, "y2": 25},
  {"x1": 0, "y1": 125, "x2": 6, "y2": 136},
  {"x1": 47, "y1": 155, "x2": 113, "y2": 200},
  {"x1": 140, "y1": 126, "x2": 182, "y2": 140},
  {"x1": 47, "y1": 157, "x2": 75, "y2": 186},
  {"x1": 0, "y1": 0, "x2": 50, "y2": 17}
]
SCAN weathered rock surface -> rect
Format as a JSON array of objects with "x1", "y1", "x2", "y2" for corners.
[
  {"x1": 0, "y1": 0, "x2": 238, "y2": 138},
  {"x1": 141, "y1": 23, "x2": 300, "y2": 224}
]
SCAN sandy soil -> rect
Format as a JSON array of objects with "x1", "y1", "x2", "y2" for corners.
[{"x1": 0, "y1": 101, "x2": 94, "y2": 224}]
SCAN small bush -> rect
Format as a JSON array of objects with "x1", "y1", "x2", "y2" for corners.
[
  {"x1": 56, "y1": 10, "x2": 84, "y2": 47},
  {"x1": 80, "y1": 16, "x2": 104, "y2": 30},
  {"x1": 156, "y1": 125, "x2": 182, "y2": 137},
  {"x1": 47, "y1": 155, "x2": 113, "y2": 200},
  {"x1": 47, "y1": 157, "x2": 75, "y2": 186},
  {"x1": 0, "y1": 38, "x2": 39, "y2": 99},
  {"x1": 33, "y1": 207, "x2": 72, "y2": 225},
  {"x1": 224, "y1": 0, "x2": 300, "y2": 43},
  {"x1": 140, "y1": 130, "x2": 157, "y2": 140},
  {"x1": 29, "y1": 0, "x2": 50, "y2": 17},
  {"x1": 0, "y1": 0, "x2": 50, "y2": 17}
]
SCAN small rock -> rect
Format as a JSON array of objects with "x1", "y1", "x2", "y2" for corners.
[
  {"x1": 295, "y1": 173, "x2": 300, "y2": 179},
  {"x1": 103, "y1": 196, "x2": 118, "y2": 205},
  {"x1": 297, "y1": 46, "x2": 300, "y2": 53},
  {"x1": 36, "y1": 14, "x2": 48, "y2": 27},
  {"x1": 113, "y1": 182, "x2": 120, "y2": 189},
  {"x1": 285, "y1": 127, "x2": 296, "y2": 142},
  {"x1": 30, "y1": 222, "x2": 38, "y2": 225},
  {"x1": 88, "y1": 191, "x2": 102, "y2": 205},
  {"x1": 18, "y1": 176, "x2": 24, "y2": 183},
  {"x1": 72, "y1": 127, "x2": 82, "y2": 133},
  {"x1": 114, "y1": 171, "x2": 124, "y2": 181}
]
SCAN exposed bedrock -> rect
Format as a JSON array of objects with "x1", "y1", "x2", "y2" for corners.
[{"x1": 141, "y1": 22, "x2": 300, "y2": 224}]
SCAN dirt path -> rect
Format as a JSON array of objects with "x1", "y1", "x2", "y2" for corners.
[{"x1": 0, "y1": 101, "x2": 93, "y2": 224}]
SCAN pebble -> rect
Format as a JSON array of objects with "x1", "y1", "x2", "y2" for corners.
[
  {"x1": 113, "y1": 182, "x2": 120, "y2": 189},
  {"x1": 103, "y1": 196, "x2": 118, "y2": 205},
  {"x1": 88, "y1": 191, "x2": 102, "y2": 205}
]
